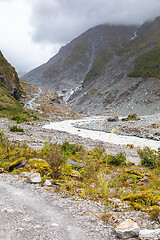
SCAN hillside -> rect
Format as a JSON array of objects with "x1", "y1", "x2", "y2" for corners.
[
  {"x1": 0, "y1": 51, "x2": 23, "y2": 116},
  {"x1": 23, "y1": 17, "x2": 160, "y2": 115},
  {"x1": 23, "y1": 25, "x2": 137, "y2": 91}
]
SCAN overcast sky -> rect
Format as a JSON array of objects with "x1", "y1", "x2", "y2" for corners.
[{"x1": 0, "y1": 0, "x2": 160, "y2": 75}]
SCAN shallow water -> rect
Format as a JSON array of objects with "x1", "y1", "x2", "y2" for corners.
[{"x1": 43, "y1": 116, "x2": 160, "y2": 150}]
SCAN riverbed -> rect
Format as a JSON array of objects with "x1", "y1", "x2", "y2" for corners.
[{"x1": 43, "y1": 116, "x2": 160, "y2": 150}]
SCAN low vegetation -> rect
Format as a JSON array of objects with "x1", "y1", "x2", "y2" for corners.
[
  {"x1": 128, "y1": 44, "x2": 160, "y2": 79},
  {"x1": 0, "y1": 86, "x2": 23, "y2": 117},
  {"x1": 0, "y1": 132, "x2": 160, "y2": 220},
  {"x1": 11, "y1": 113, "x2": 39, "y2": 123},
  {"x1": 138, "y1": 146, "x2": 160, "y2": 169},
  {"x1": 83, "y1": 47, "x2": 113, "y2": 87},
  {"x1": 9, "y1": 125, "x2": 24, "y2": 132},
  {"x1": 122, "y1": 113, "x2": 139, "y2": 121}
]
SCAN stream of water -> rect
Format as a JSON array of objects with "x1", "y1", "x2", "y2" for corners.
[
  {"x1": 24, "y1": 88, "x2": 42, "y2": 110},
  {"x1": 43, "y1": 116, "x2": 160, "y2": 150}
]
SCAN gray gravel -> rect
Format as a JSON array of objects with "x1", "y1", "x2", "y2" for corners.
[
  {"x1": 0, "y1": 173, "x2": 115, "y2": 240},
  {"x1": 74, "y1": 114, "x2": 160, "y2": 141}
]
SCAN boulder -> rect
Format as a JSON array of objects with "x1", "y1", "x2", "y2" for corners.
[
  {"x1": 67, "y1": 159, "x2": 85, "y2": 169},
  {"x1": 108, "y1": 115, "x2": 119, "y2": 122},
  {"x1": 9, "y1": 158, "x2": 26, "y2": 171},
  {"x1": 114, "y1": 219, "x2": 140, "y2": 239},
  {"x1": 21, "y1": 172, "x2": 42, "y2": 184}
]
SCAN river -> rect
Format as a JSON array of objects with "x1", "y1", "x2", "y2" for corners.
[{"x1": 43, "y1": 116, "x2": 160, "y2": 150}]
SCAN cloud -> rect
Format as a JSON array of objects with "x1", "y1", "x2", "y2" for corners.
[
  {"x1": 0, "y1": 0, "x2": 61, "y2": 74},
  {"x1": 30, "y1": 0, "x2": 160, "y2": 44},
  {"x1": 0, "y1": 0, "x2": 160, "y2": 74}
]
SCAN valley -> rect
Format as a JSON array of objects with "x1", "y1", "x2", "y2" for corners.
[{"x1": 0, "y1": 15, "x2": 160, "y2": 240}]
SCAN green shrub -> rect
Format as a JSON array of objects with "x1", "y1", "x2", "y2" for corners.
[
  {"x1": 122, "y1": 113, "x2": 139, "y2": 121},
  {"x1": 9, "y1": 125, "x2": 24, "y2": 132},
  {"x1": 0, "y1": 130, "x2": 5, "y2": 144},
  {"x1": 60, "y1": 141, "x2": 83, "y2": 159},
  {"x1": 108, "y1": 152, "x2": 126, "y2": 166},
  {"x1": 138, "y1": 147, "x2": 160, "y2": 169},
  {"x1": 11, "y1": 114, "x2": 28, "y2": 123},
  {"x1": 46, "y1": 143, "x2": 65, "y2": 179}
]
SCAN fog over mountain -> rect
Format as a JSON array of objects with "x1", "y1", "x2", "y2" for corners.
[
  {"x1": 0, "y1": 0, "x2": 160, "y2": 74},
  {"x1": 31, "y1": 0, "x2": 160, "y2": 45}
]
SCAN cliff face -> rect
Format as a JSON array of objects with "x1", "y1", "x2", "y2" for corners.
[
  {"x1": 23, "y1": 17, "x2": 160, "y2": 115},
  {"x1": 0, "y1": 51, "x2": 23, "y2": 116},
  {"x1": 0, "y1": 51, "x2": 20, "y2": 100}
]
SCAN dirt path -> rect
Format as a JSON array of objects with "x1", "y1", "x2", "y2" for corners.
[{"x1": 0, "y1": 174, "x2": 115, "y2": 240}]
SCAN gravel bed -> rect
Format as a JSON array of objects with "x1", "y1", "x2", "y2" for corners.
[{"x1": 73, "y1": 114, "x2": 160, "y2": 141}]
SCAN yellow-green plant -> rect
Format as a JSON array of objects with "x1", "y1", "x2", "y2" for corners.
[{"x1": 98, "y1": 173, "x2": 110, "y2": 202}]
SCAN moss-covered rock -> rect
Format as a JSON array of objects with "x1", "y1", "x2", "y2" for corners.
[
  {"x1": 131, "y1": 202, "x2": 144, "y2": 210},
  {"x1": 123, "y1": 190, "x2": 153, "y2": 204},
  {"x1": 122, "y1": 114, "x2": 139, "y2": 121},
  {"x1": 124, "y1": 169, "x2": 144, "y2": 179},
  {"x1": 9, "y1": 157, "x2": 26, "y2": 171},
  {"x1": 146, "y1": 205, "x2": 160, "y2": 220},
  {"x1": 28, "y1": 158, "x2": 52, "y2": 176}
]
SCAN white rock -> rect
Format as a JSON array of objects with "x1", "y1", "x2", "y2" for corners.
[
  {"x1": 51, "y1": 223, "x2": 59, "y2": 227},
  {"x1": 139, "y1": 229, "x2": 160, "y2": 240},
  {"x1": 29, "y1": 173, "x2": 42, "y2": 183},
  {"x1": 43, "y1": 179, "x2": 52, "y2": 186},
  {"x1": 114, "y1": 219, "x2": 140, "y2": 239},
  {"x1": 2, "y1": 208, "x2": 15, "y2": 213},
  {"x1": 20, "y1": 172, "x2": 32, "y2": 178},
  {"x1": 21, "y1": 172, "x2": 42, "y2": 183},
  {"x1": 24, "y1": 172, "x2": 42, "y2": 183}
]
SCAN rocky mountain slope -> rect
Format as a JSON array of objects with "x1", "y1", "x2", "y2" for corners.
[
  {"x1": 20, "y1": 79, "x2": 78, "y2": 120},
  {"x1": 23, "y1": 17, "x2": 160, "y2": 115},
  {"x1": 0, "y1": 51, "x2": 24, "y2": 116}
]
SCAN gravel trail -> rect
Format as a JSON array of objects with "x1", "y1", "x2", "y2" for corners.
[{"x1": 0, "y1": 174, "x2": 115, "y2": 240}]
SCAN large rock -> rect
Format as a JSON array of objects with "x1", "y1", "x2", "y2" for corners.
[
  {"x1": 21, "y1": 172, "x2": 42, "y2": 184},
  {"x1": 9, "y1": 158, "x2": 26, "y2": 171},
  {"x1": 107, "y1": 115, "x2": 119, "y2": 122},
  {"x1": 67, "y1": 159, "x2": 85, "y2": 168},
  {"x1": 114, "y1": 219, "x2": 140, "y2": 239}
]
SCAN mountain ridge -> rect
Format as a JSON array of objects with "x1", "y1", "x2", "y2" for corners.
[{"x1": 23, "y1": 17, "x2": 160, "y2": 115}]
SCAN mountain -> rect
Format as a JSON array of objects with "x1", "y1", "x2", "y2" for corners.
[
  {"x1": 0, "y1": 51, "x2": 23, "y2": 116},
  {"x1": 23, "y1": 17, "x2": 160, "y2": 115}
]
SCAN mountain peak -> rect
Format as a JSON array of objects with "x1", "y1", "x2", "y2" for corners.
[{"x1": 23, "y1": 17, "x2": 160, "y2": 115}]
